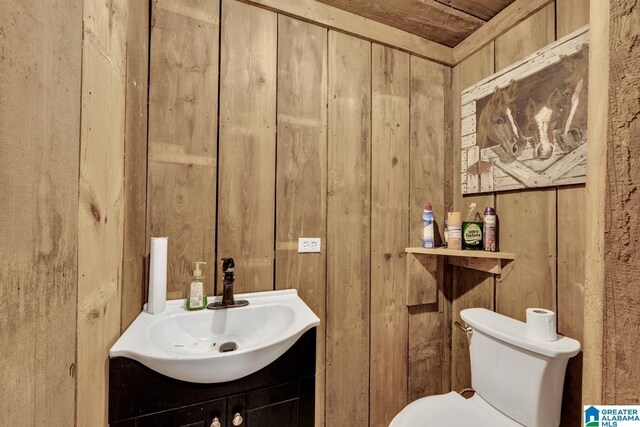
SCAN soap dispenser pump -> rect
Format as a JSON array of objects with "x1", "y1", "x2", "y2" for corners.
[{"x1": 187, "y1": 261, "x2": 207, "y2": 311}]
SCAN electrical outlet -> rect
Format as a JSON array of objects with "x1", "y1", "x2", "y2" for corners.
[{"x1": 298, "y1": 238, "x2": 321, "y2": 253}]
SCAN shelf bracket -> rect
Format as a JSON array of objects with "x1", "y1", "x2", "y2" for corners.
[{"x1": 448, "y1": 255, "x2": 505, "y2": 274}]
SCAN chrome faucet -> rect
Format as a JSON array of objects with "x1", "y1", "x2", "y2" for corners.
[{"x1": 207, "y1": 257, "x2": 249, "y2": 309}]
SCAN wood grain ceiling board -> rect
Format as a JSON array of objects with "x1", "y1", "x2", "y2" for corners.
[
  {"x1": 316, "y1": 0, "x2": 485, "y2": 47},
  {"x1": 434, "y1": 0, "x2": 517, "y2": 21}
]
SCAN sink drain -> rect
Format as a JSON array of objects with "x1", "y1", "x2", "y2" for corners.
[{"x1": 219, "y1": 342, "x2": 237, "y2": 353}]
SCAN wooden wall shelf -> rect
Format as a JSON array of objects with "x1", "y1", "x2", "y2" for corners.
[{"x1": 405, "y1": 247, "x2": 516, "y2": 274}]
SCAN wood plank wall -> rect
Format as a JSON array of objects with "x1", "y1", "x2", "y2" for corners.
[
  {"x1": 370, "y1": 44, "x2": 409, "y2": 424},
  {"x1": 451, "y1": 42, "x2": 495, "y2": 391},
  {"x1": 148, "y1": 1, "x2": 449, "y2": 425},
  {"x1": 218, "y1": 0, "x2": 277, "y2": 293},
  {"x1": 2, "y1": 0, "x2": 446, "y2": 424},
  {"x1": 0, "y1": 1, "x2": 82, "y2": 425},
  {"x1": 601, "y1": 0, "x2": 640, "y2": 404},
  {"x1": 147, "y1": 0, "x2": 219, "y2": 299},
  {"x1": 78, "y1": 0, "x2": 151, "y2": 424},
  {"x1": 77, "y1": 0, "x2": 128, "y2": 423},
  {"x1": 326, "y1": 30, "x2": 372, "y2": 427},
  {"x1": 0, "y1": 0, "x2": 149, "y2": 425},
  {"x1": 275, "y1": 15, "x2": 328, "y2": 424},
  {"x1": 450, "y1": 0, "x2": 589, "y2": 425},
  {"x1": 581, "y1": 0, "x2": 640, "y2": 406},
  {"x1": 582, "y1": 0, "x2": 607, "y2": 406},
  {"x1": 1, "y1": 0, "x2": 598, "y2": 425},
  {"x1": 122, "y1": 0, "x2": 151, "y2": 332},
  {"x1": 408, "y1": 57, "x2": 451, "y2": 400}
]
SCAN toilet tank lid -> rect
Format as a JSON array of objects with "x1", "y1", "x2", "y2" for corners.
[{"x1": 460, "y1": 308, "x2": 581, "y2": 358}]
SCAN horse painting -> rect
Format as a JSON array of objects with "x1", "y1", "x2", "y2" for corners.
[{"x1": 461, "y1": 27, "x2": 589, "y2": 194}]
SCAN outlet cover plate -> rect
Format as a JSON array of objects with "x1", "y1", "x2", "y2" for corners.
[{"x1": 298, "y1": 238, "x2": 321, "y2": 253}]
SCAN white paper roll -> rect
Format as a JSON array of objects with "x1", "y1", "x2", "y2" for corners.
[
  {"x1": 148, "y1": 237, "x2": 168, "y2": 315},
  {"x1": 526, "y1": 308, "x2": 557, "y2": 341}
]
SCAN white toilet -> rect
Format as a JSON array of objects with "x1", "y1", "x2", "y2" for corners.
[{"x1": 390, "y1": 308, "x2": 581, "y2": 427}]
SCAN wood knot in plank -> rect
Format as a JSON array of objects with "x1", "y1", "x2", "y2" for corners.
[{"x1": 90, "y1": 203, "x2": 101, "y2": 223}]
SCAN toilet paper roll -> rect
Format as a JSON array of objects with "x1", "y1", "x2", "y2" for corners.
[{"x1": 526, "y1": 308, "x2": 558, "y2": 341}]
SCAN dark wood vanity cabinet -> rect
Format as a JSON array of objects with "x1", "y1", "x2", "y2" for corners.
[{"x1": 109, "y1": 329, "x2": 316, "y2": 427}]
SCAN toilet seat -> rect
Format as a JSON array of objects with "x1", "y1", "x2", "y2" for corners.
[{"x1": 389, "y1": 391, "x2": 523, "y2": 427}]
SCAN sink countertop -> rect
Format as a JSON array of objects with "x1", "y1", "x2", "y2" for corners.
[{"x1": 110, "y1": 289, "x2": 320, "y2": 383}]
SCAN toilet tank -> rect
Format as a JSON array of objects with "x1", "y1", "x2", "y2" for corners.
[{"x1": 460, "y1": 308, "x2": 580, "y2": 427}]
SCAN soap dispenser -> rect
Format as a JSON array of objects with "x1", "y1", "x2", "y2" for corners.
[{"x1": 187, "y1": 262, "x2": 207, "y2": 311}]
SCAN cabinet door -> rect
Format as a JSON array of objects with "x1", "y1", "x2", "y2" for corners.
[
  {"x1": 136, "y1": 402, "x2": 207, "y2": 427},
  {"x1": 245, "y1": 382, "x2": 300, "y2": 427},
  {"x1": 110, "y1": 419, "x2": 136, "y2": 427},
  {"x1": 133, "y1": 397, "x2": 227, "y2": 427},
  {"x1": 206, "y1": 397, "x2": 227, "y2": 427},
  {"x1": 246, "y1": 399, "x2": 298, "y2": 427},
  {"x1": 226, "y1": 394, "x2": 246, "y2": 427}
]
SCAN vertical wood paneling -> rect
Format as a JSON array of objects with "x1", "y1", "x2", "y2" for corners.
[
  {"x1": 442, "y1": 63, "x2": 454, "y2": 396},
  {"x1": 556, "y1": 0, "x2": 589, "y2": 37},
  {"x1": 408, "y1": 306, "x2": 444, "y2": 399},
  {"x1": 370, "y1": 44, "x2": 410, "y2": 426},
  {"x1": 0, "y1": 1, "x2": 82, "y2": 424},
  {"x1": 275, "y1": 15, "x2": 328, "y2": 427},
  {"x1": 557, "y1": 212, "x2": 586, "y2": 337},
  {"x1": 408, "y1": 56, "x2": 449, "y2": 400},
  {"x1": 218, "y1": 0, "x2": 277, "y2": 293},
  {"x1": 121, "y1": 0, "x2": 150, "y2": 331},
  {"x1": 147, "y1": 0, "x2": 219, "y2": 298},
  {"x1": 451, "y1": 44, "x2": 495, "y2": 392},
  {"x1": 326, "y1": 30, "x2": 371, "y2": 427},
  {"x1": 603, "y1": 0, "x2": 640, "y2": 403},
  {"x1": 77, "y1": 0, "x2": 128, "y2": 424},
  {"x1": 556, "y1": 1, "x2": 588, "y2": 424},
  {"x1": 407, "y1": 57, "x2": 448, "y2": 307},
  {"x1": 582, "y1": 0, "x2": 607, "y2": 407},
  {"x1": 450, "y1": 2, "x2": 589, "y2": 419},
  {"x1": 556, "y1": 0, "x2": 588, "y2": 343},
  {"x1": 494, "y1": 5, "x2": 557, "y2": 322}
]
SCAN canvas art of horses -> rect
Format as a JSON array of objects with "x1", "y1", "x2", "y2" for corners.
[
  {"x1": 470, "y1": 44, "x2": 589, "y2": 176},
  {"x1": 461, "y1": 27, "x2": 588, "y2": 194}
]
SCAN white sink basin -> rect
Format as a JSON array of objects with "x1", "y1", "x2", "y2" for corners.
[{"x1": 110, "y1": 289, "x2": 320, "y2": 383}]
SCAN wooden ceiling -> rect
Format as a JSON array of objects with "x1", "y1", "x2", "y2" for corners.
[{"x1": 315, "y1": 0, "x2": 517, "y2": 47}]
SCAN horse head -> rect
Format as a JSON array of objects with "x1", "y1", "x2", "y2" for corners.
[
  {"x1": 555, "y1": 45, "x2": 589, "y2": 150},
  {"x1": 525, "y1": 88, "x2": 564, "y2": 160},
  {"x1": 479, "y1": 82, "x2": 526, "y2": 160}
]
